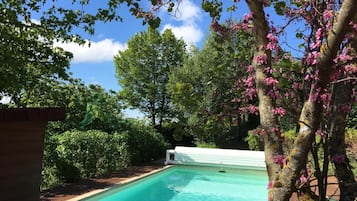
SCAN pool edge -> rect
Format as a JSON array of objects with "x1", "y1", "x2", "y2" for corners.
[{"x1": 68, "y1": 165, "x2": 173, "y2": 201}]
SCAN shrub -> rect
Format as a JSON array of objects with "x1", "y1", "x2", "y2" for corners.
[
  {"x1": 126, "y1": 120, "x2": 169, "y2": 164},
  {"x1": 245, "y1": 130, "x2": 264, "y2": 151},
  {"x1": 196, "y1": 141, "x2": 217, "y2": 148},
  {"x1": 55, "y1": 130, "x2": 130, "y2": 180}
]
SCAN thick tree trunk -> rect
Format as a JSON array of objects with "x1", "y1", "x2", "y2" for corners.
[
  {"x1": 245, "y1": 0, "x2": 284, "y2": 185},
  {"x1": 246, "y1": 0, "x2": 357, "y2": 200},
  {"x1": 329, "y1": 20, "x2": 357, "y2": 201},
  {"x1": 330, "y1": 81, "x2": 357, "y2": 201}
]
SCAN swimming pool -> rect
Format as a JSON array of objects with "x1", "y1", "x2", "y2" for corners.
[{"x1": 81, "y1": 165, "x2": 268, "y2": 201}]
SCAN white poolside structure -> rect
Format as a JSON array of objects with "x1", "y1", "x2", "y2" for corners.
[{"x1": 165, "y1": 146, "x2": 266, "y2": 170}]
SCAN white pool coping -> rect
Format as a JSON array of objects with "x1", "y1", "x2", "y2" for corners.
[{"x1": 68, "y1": 165, "x2": 172, "y2": 201}]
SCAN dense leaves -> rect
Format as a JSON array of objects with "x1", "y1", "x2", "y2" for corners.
[
  {"x1": 168, "y1": 28, "x2": 257, "y2": 147},
  {"x1": 55, "y1": 130, "x2": 130, "y2": 179},
  {"x1": 115, "y1": 27, "x2": 186, "y2": 128}
]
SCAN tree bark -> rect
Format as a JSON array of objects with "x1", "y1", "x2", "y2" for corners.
[
  {"x1": 329, "y1": 81, "x2": 357, "y2": 201},
  {"x1": 245, "y1": 0, "x2": 284, "y2": 186},
  {"x1": 329, "y1": 15, "x2": 357, "y2": 201}
]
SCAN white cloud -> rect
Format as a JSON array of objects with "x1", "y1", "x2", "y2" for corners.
[
  {"x1": 163, "y1": 23, "x2": 203, "y2": 45},
  {"x1": 55, "y1": 39, "x2": 127, "y2": 63},
  {"x1": 161, "y1": 0, "x2": 204, "y2": 46},
  {"x1": 171, "y1": 0, "x2": 202, "y2": 23}
]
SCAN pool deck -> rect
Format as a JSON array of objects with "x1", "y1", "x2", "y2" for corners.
[
  {"x1": 40, "y1": 160, "x2": 167, "y2": 201},
  {"x1": 40, "y1": 160, "x2": 342, "y2": 201}
]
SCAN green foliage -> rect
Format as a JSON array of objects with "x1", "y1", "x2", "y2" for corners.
[
  {"x1": 125, "y1": 120, "x2": 169, "y2": 164},
  {"x1": 55, "y1": 130, "x2": 130, "y2": 179},
  {"x1": 202, "y1": 0, "x2": 223, "y2": 20},
  {"x1": 20, "y1": 79, "x2": 124, "y2": 133},
  {"x1": 196, "y1": 142, "x2": 217, "y2": 148},
  {"x1": 347, "y1": 105, "x2": 357, "y2": 128},
  {"x1": 245, "y1": 130, "x2": 264, "y2": 151},
  {"x1": 167, "y1": 29, "x2": 256, "y2": 147},
  {"x1": 281, "y1": 129, "x2": 296, "y2": 153},
  {"x1": 345, "y1": 128, "x2": 357, "y2": 140},
  {"x1": 114, "y1": 27, "x2": 186, "y2": 128}
]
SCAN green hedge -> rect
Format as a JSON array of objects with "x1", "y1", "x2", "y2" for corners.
[
  {"x1": 126, "y1": 121, "x2": 169, "y2": 164},
  {"x1": 41, "y1": 121, "x2": 169, "y2": 188},
  {"x1": 55, "y1": 130, "x2": 130, "y2": 180}
]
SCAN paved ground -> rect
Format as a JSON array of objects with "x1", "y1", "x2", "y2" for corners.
[
  {"x1": 40, "y1": 163, "x2": 165, "y2": 201},
  {"x1": 40, "y1": 162, "x2": 343, "y2": 201}
]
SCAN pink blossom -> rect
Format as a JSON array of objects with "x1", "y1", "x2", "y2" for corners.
[
  {"x1": 292, "y1": 82, "x2": 301, "y2": 90},
  {"x1": 267, "y1": 42, "x2": 279, "y2": 51},
  {"x1": 320, "y1": 92, "x2": 330, "y2": 103},
  {"x1": 264, "y1": 77, "x2": 279, "y2": 86},
  {"x1": 300, "y1": 175, "x2": 308, "y2": 183},
  {"x1": 245, "y1": 76, "x2": 255, "y2": 87},
  {"x1": 245, "y1": 88, "x2": 257, "y2": 100},
  {"x1": 248, "y1": 105, "x2": 259, "y2": 114},
  {"x1": 243, "y1": 13, "x2": 252, "y2": 22},
  {"x1": 344, "y1": 64, "x2": 357, "y2": 73},
  {"x1": 316, "y1": 28, "x2": 324, "y2": 40},
  {"x1": 311, "y1": 40, "x2": 321, "y2": 49},
  {"x1": 273, "y1": 155, "x2": 286, "y2": 166},
  {"x1": 264, "y1": 67, "x2": 274, "y2": 74},
  {"x1": 331, "y1": 154, "x2": 346, "y2": 164},
  {"x1": 316, "y1": 129, "x2": 327, "y2": 138},
  {"x1": 247, "y1": 65, "x2": 254, "y2": 73},
  {"x1": 323, "y1": 10, "x2": 334, "y2": 21},
  {"x1": 306, "y1": 51, "x2": 320, "y2": 65},
  {"x1": 272, "y1": 107, "x2": 286, "y2": 117},
  {"x1": 254, "y1": 54, "x2": 268, "y2": 65},
  {"x1": 334, "y1": 54, "x2": 353, "y2": 63},
  {"x1": 267, "y1": 33, "x2": 279, "y2": 51},
  {"x1": 337, "y1": 104, "x2": 351, "y2": 113},
  {"x1": 260, "y1": 129, "x2": 267, "y2": 136},
  {"x1": 267, "y1": 33, "x2": 278, "y2": 42},
  {"x1": 353, "y1": 23, "x2": 357, "y2": 32},
  {"x1": 267, "y1": 90, "x2": 282, "y2": 100},
  {"x1": 252, "y1": 128, "x2": 260, "y2": 136},
  {"x1": 272, "y1": 127, "x2": 281, "y2": 136}
]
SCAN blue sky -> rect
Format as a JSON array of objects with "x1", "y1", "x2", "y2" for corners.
[{"x1": 55, "y1": 0, "x2": 212, "y2": 91}]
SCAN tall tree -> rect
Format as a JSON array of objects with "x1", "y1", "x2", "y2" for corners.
[
  {"x1": 168, "y1": 29, "x2": 257, "y2": 146},
  {"x1": 114, "y1": 27, "x2": 186, "y2": 128}
]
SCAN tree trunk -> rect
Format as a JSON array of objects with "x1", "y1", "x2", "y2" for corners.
[
  {"x1": 330, "y1": 81, "x2": 357, "y2": 201},
  {"x1": 329, "y1": 19, "x2": 357, "y2": 201},
  {"x1": 245, "y1": 0, "x2": 284, "y2": 185}
]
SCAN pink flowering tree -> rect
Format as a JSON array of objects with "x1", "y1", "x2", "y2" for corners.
[
  {"x1": 201, "y1": 0, "x2": 357, "y2": 200},
  {"x1": 133, "y1": 1, "x2": 357, "y2": 200}
]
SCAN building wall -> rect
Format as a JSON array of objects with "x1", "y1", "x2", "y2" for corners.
[
  {"x1": 0, "y1": 121, "x2": 46, "y2": 201},
  {"x1": 0, "y1": 108, "x2": 65, "y2": 201}
]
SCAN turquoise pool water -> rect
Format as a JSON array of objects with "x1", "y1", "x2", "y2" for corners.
[{"x1": 82, "y1": 166, "x2": 268, "y2": 201}]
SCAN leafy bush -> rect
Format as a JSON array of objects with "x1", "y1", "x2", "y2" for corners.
[
  {"x1": 55, "y1": 130, "x2": 130, "y2": 179},
  {"x1": 126, "y1": 120, "x2": 169, "y2": 164},
  {"x1": 196, "y1": 142, "x2": 217, "y2": 148},
  {"x1": 345, "y1": 128, "x2": 357, "y2": 175},
  {"x1": 245, "y1": 130, "x2": 264, "y2": 151}
]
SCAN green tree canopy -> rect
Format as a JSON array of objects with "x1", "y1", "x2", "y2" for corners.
[
  {"x1": 168, "y1": 28, "x2": 257, "y2": 146},
  {"x1": 114, "y1": 27, "x2": 186, "y2": 128}
]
